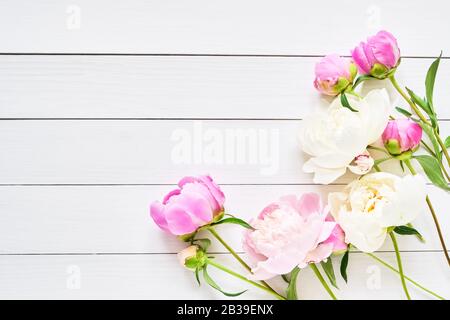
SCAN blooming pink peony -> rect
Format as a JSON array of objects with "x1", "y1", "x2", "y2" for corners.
[
  {"x1": 314, "y1": 54, "x2": 357, "y2": 96},
  {"x1": 382, "y1": 119, "x2": 422, "y2": 155},
  {"x1": 150, "y1": 175, "x2": 225, "y2": 236},
  {"x1": 243, "y1": 193, "x2": 347, "y2": 280},
  {"x1": 351, "y1": 30, "x2": 400, "y2": 78}
]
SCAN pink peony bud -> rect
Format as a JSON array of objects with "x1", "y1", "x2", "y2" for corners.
[
  {"x1": 243, "y1": 193, "x2": 344, "y2": 280},
  {"x1": 348, "y1": 151, "x2": 375, "y2": 175},
  {"x1": 150, "y1": 175, "x2": 225, "y2": 236},
  {"x1": 382, "y1": 119, "x2": 422, "y2": 155},
  {"x1": 351, "y1": 30, "x2": 400, "y2": 78},
  {"x1": 314, "y1": 54, "x2": 357, "y2": 96}
]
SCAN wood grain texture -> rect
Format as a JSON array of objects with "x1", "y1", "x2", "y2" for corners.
[
  {"x1": 0, "y1": 252, "x2": 448, "y2": 299},
  {"x1": 0, "y1": 185, "x2": 448, "y2": 254},
  {"x1": 0, "y1": 56, "x2": 449, "y2": 119},
  {"x1": 0, "y1": 0, "x2": 448, "y2": 56}
]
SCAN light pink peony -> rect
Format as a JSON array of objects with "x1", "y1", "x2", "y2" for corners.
[
  {"x1": 243, "y1": 193, "x2": 347, "y2": 280},
  {"x1": 314, "y1": 54, "x2": 357, "y2": 96},
  {"x1": 382, "y1": 119, "x2": 422, "y2": 155},
  {"x1": 150, "y1": 175, "x2": 225, "y2": 236},
  {"x1": 351, "y1": 30, "x2": 400, "y2": 78}
]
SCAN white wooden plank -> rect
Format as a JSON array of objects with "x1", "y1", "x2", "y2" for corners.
[
  {"x1": 0, "y1": 252, "x2": 447, "y2": 299},
  {"x1": 0, "y1": 0, "x2": 448, "y2": 56},
  {"x1": 0, "y1": 185, "x2": 448, "y2": 254},
  {"x1": 1, "y1": 120, "x2": 449, "y2": 184},
  {"x1": 0, "y1": 56, "x2": 449, "y2": 119}
]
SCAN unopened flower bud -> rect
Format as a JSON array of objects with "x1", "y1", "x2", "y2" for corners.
[{"x1": 382, "y1": 119, "x2": 422, "y2": 156}]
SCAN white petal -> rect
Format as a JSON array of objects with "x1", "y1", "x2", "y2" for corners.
[
  {"x1": 358, "y1": 89, "x2": 391, "y2": 144},
  {"x1": 379, "y1": 174, "x2": 427, "y2": 227}
]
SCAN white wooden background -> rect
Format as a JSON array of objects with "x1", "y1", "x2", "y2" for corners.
[{"x1": 0, "y1": 0, "x2": 449, "y2": 299}]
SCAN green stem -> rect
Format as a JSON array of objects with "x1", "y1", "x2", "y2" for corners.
[
  {"x1": 207, "y1": 227, "x2": 281, "y2": 296},
  {"x1": 421, "y1": 140, "x2": 437, "y2": 157},
  {"x1": 425, "y1": 196, "x2": 450, "y2": 266},
  {"x1": 389, "y1": 75, "x2": 450, "y2": 168},
  {"x1": 404, "y1": 159, "x2": 417, "y2": 175},
  {"x1": 367, "y1": 145, "x2": 389, "y2": 155},
  {"x1": 310, "y1": 264, "x2": 337, "y2": 300},
  {"x1": 365, "y1": 252, "x2": 445, "y2": 300},
  {"x1": 404, "y1": 160, "x2": 450, "y2": 266},
  {"x1": 207, "y1": 259, "x2": 286, "y2": 300},
  {"x1": 389, "y1": 232, "x2": 411, "y2": 300}
]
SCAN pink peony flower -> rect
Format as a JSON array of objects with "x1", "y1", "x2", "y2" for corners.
[
  {"x1": 243, "y1": 193, "x2": 347, "y2": 280},
  {"x1": 150, "y1": 175, "x2": 225, "y2": 236},
  {"x1": 314, "y1": 54, "x2": 357, "y2": 96},
  {"x1": 382, "y1": 119, "x2": 422, "y2": 155},
  {"x1": 351, "y1": 30, "x2": 400, "y2": 78}
]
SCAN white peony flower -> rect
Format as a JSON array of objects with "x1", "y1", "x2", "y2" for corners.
[
  {"x1": 328, "y1": 172, "x2": 426, "y2": 252},
  {"x1": 299, "y1": 89, "x2": 391, "y2": 184}
]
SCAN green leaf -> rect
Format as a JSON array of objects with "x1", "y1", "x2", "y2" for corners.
[
  {"x1": 321, "y1": 258, "x2": 338, "y2": 289},
  {"x1": 194, "y1": 268, "x2": 201, "y2": 286},
  {"x1": 353, "y1": 75, "x2": 374, "y2": 88},
  {"x1": 398, "y1": 160, "x2": 406, "y2": 172},
  {"x1": 445, "y1": 136, "x2": 450, "y2": 149},
  {"x1": 395, "y1": 107, "x2": 413, "y2": 118},
  {"x1": 340, "y1": 249, "x2": 350, "y2": 283},
  {"x1": 340, "y1": 93, "x2": 358, "y2": 112},
  {"x1": 286, "y1": 267, "x2": 300, "y2": 300},
  {"x1": 414, "y1": 155, "x2": 450, "y2": 191},
  {"x1": 420, "y1": 122, "x2": 442, "y2": 161},
  {"x1": 211, "y1": 217, "x2": 253, "y2": 229},
  {"x1": 406, "y1": 87, "x2": 433, "y2": 116},
  {"x1": 425, "y1": 52, "x2": 442, "y2": 112},
  {"x1": 185, "y1": 257, "x2": 199, "y2": 269},
  {"x1": 394, "y1": 225, "x2": 422, "y2": 237},
  {"x1": 281, "y1": 274, "x2": 290, "y2": 284},
  {"x1": 193, "y1": 238, "x2": 211, "y2": 251},
  {"x1": 203, "y1": 265, "x2": 247, "y2": 297}
]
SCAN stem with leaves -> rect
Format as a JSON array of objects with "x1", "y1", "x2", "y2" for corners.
[
  {"x1": 389, "y1": 74, "x2": 450, "y2": 168},
  {"x1": 403, "y1": 159, "x2": 450, "y2": 266},
  {"x1": 310, "y1": 264, "x2": 337, "y2": 300},
  {"x1": 207, "y1": 259, "x2": 286, "y2": 300}
]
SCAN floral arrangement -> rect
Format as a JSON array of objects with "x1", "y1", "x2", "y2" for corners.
[{"x1": 149, "y1": 31, "x2": 448, "y2": 300}]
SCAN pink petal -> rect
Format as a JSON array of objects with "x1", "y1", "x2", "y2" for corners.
[
  {"x1": 351, "y1": 42, "x2": 372, "y2": 74},
  {"x1": 305, "y1": 243, "x2": 334, "y2": 264},
  {"x1": 165, "y1": 204, "x2": 198, "y2": 235},
  {"x1": 179, "y1": 175, "x2": 225, "y2": 212},
  {"x1": 258, "y1": 202, "x2": 280, "y2": 219},
  {"x1": 149, "y1": 201, "x2": 169, "y2": 232},
  {"x1": 297, "y1": 193, "x2": 322, "y2": 217},
  {"x1": 162, "y1": 189, "x2": 181, "y2": 205},
  {"x1": 317, "y1": 221, "x2": 337, "y2": 243}
]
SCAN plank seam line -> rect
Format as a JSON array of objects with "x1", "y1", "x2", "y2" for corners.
[
  {"x1": 1, "y1": 118, "x2": 449, "y2": 122},
  {"x1": 0, "y1": 250, "x2": 446, "y2": 256},
  {"x1": 0, "y1": 53, "x2": 448, "y2": 59},
  {"x1": 0, "y1": 183, "x2": 442, "y2": 187}
]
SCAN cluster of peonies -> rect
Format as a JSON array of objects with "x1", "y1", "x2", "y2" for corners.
[{"x1": 149, "y1": 30, "x2": 446, "y2": 300}]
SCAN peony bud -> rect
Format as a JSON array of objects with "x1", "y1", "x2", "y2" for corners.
[
  {"x1": 150, "y1": 175, "x2": 225, "y2": 236},
  {"x1": 351, "y1": 30, "x2": 400, "y2": 79},
  {"x1": 177, "y1": 245, "x2": 206, "y2": 270},
  {"x1": 382, "y1": 119, "x2": 422, "y2": 155},
  {"x1": 348, "y1": 151, "x2": 375, "y2": 175},
  {"x1": 314, "y1": 54, "x2": 357, "y2": 96}
]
